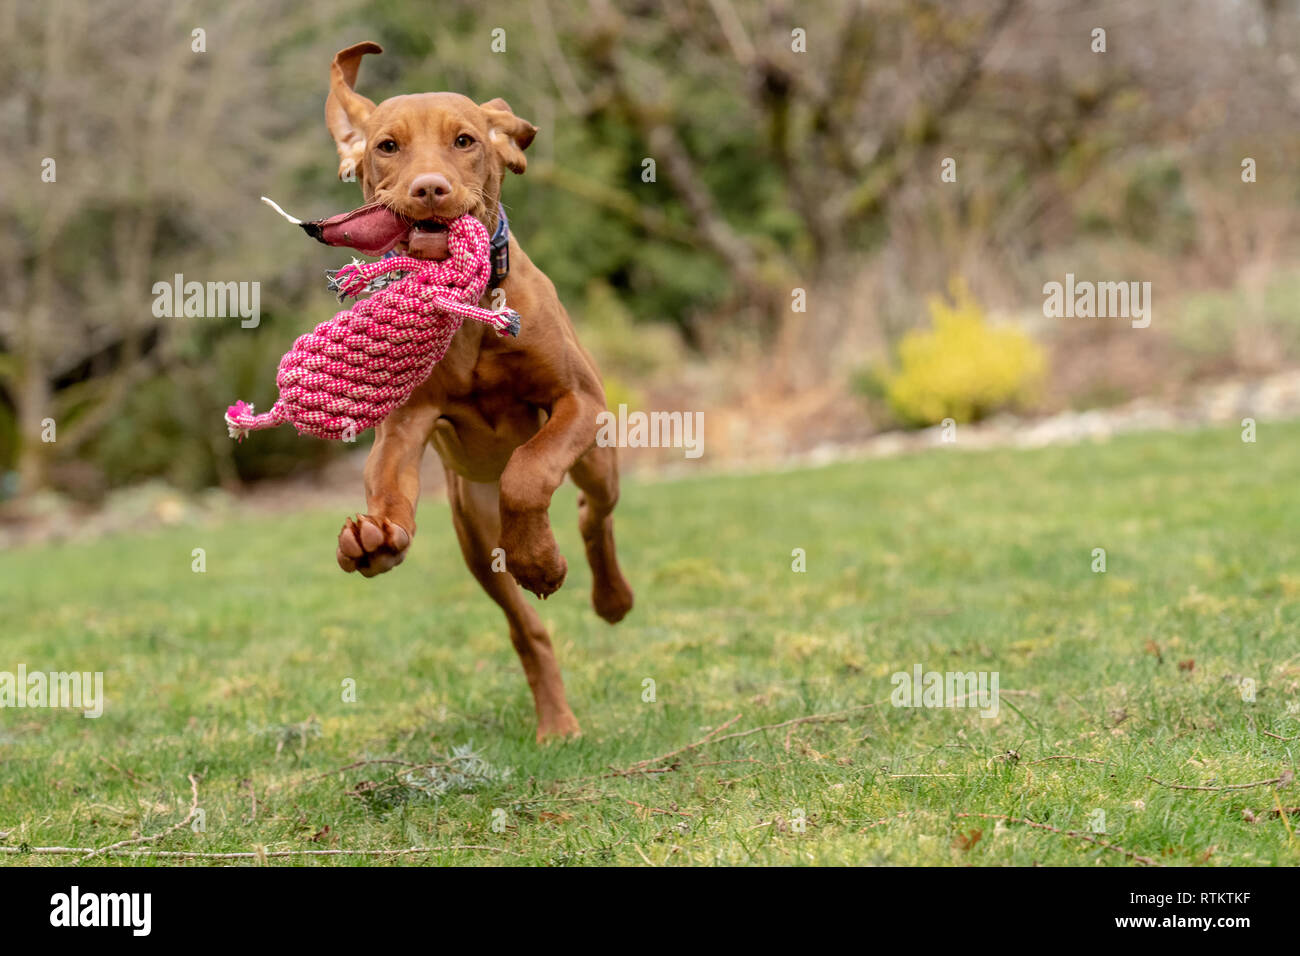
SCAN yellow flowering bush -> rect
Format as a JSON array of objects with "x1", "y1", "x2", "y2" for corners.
[{"x1": 883, "y1": 282, "x2": 1046, "y2": 426}]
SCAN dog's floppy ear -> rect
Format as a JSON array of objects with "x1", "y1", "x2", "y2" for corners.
[
  {"x1": 326, "y1": 42, "x2": 382, "y2": 180},
  {"x1": 479, "y1": 98, "x2": 537, "y2": 175}
]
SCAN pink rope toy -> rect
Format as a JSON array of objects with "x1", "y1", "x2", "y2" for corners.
[{"x1": 225, "y1": 203, "x2": 519, "y2": 442}]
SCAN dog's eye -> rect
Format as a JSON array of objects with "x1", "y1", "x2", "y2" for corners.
[
  {"x1": 376, "y1": 139, "x2": 399, "y2": 154},
  {"x1": 454, "y1": 134, "x2": 475, "y2": 149}
]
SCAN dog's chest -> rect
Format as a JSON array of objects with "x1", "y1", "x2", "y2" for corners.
[{"x1": 421, "y1": 326, "x2": 544, "y2": 481}]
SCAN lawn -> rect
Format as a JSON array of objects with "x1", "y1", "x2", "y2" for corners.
[{"x1": 2, "y1": 422, "x2": 1299, "y2": 866}]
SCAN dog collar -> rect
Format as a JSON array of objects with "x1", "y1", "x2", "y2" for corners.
[{"x1": 489, "y1": 204, "x2": 510, "y2": 288}]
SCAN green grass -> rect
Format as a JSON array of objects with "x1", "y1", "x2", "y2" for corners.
[{"x1": 3, "y1": 422, "x2": 1300, "y2": 866}]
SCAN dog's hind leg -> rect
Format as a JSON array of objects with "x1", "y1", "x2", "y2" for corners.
[
  {"x1": 445, "y1": 467, "x2": 581, "y2": 741},
  {"x1": 569, "y1": 443, "x2": 634, "y2": 624}
]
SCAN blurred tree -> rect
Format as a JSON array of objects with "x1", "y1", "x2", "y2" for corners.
[
  {"x1": 0, "y1": 0, "x2": 359, "y2": 496},
  {"x1": 0, "y1": 0, "x2": 300, "y2": 492}
]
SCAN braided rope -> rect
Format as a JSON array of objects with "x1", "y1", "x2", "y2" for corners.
[{"x1": 225, "y1": 214, "x2": 519, "y2": 442}]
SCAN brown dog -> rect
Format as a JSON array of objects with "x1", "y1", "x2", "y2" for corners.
[{"x1": 324, "y1": 42, "x2": 633, "y2": 740}]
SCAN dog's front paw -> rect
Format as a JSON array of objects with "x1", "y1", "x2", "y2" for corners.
[
  {"x1": 337, "y1": 515, "x2": 411, "y2": 577},
  {"x1": 500, "y1": 513, "x2": 567, "y2": 598}
]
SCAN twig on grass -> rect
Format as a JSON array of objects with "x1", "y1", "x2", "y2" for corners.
[
  {"x1": 80, "y1": 774, "x2": 200, "y2": 860},
  {"x1": 617, "y1": 713, "x2": 744, "y2": 774},
  {"x1": 592, "y1": 705, "x2": 877, "y2": 782},
  {"x1": 3, "y1": 774, "x2": 476, "y2": 864},
  {"x1": 96, "y1": 755, "x2": 142, "y2": 785},
  {"x1": 625, "y1": 799, "x2": 692, "y2": 818},
  {"x1": 956, "y1": 812, "x2": 1163, "y2": 866},
  {"x1": 0, "y1": 845, "x2": 519, "y2": 860},
  {"x1": 1029, "y1": 755, "x2": 1107, "y2": 766},
  {"x1": 703, "y1": 706, "x2": 874, "y2": 748},
  {"x1": 559, "y1": 701, "x2": 885, "y2": 793},
  {"x1": 890, "y1": 773, "x2": 960, "y2": 778},
  {"x1": 1146, "y1": 772, "x2": 1294, "y2": 792}
]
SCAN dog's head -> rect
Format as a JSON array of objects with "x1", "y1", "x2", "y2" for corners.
[{"x1": 325, "y1": 41, "x2": 536, "y2": 257}]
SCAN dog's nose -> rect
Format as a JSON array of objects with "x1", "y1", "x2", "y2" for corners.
[{"x1": 409, "y1": 173, "x2": 453, "y2": 205}]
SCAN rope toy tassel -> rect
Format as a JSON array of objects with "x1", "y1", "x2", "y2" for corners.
[
  {"x1": 225, "y1": 212, "x2": 520, "y2": 442},
  {"x1": 224, "y1": 400, "x2": 290, "y2": 441}
]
